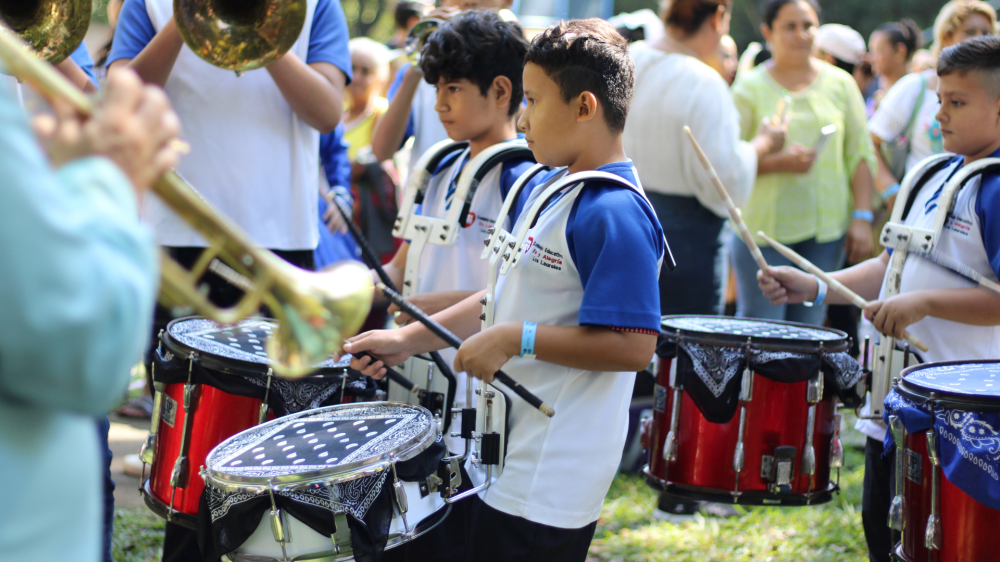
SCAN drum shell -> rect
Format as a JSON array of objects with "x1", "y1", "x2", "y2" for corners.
[
  {"x1": 646, "y1": 357, "x2": 836, "y2": 498},
  {"x1": 148, "y1": 383, "x2": 264, "y2": 516},
  {"x1": 897, "y1": 430, "x2": 1000, "y2": 562}
]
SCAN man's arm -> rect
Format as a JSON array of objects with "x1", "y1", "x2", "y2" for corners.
[
  {"x1": 372, "y1": 66, "x2": 422, "y2": 162},
  {"x1": 0, "y1": 86, "x2": 160, "y2": 417},
  {"x1": 109, "y1": 16, "x2": 184, "y2": 87},
  {"x1": 758, "y1": 251, "x2": 890, "y2": 306}
]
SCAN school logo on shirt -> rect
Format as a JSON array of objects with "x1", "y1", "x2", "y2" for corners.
[
  {"x1": 529, "y1": 241, "x2": 564, "y2": 272},
  {"x1": 945, "y1": 214, "x2": 973, "y2": 238}
]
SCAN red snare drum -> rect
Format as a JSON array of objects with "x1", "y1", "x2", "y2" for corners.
[
  {"x1": 643, "y1": 316, "x2": 861, "y2": 505},
  {"x1": 140, "y1": 317, "x2": 369, "y2": 528},
  {"x1": 890, "y1": 361, "x2": 1000, "y2": 562}
]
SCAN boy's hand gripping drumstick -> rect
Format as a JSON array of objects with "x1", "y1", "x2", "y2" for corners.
[
  {"x1": 684, "y1": 126, "x2": 771, "y2": 277},
  {"x1": 376, "y1": 283, "x2": 555, "y2": 417},
  {"x1": 756, "y1": 231, "x2": 930, "y2": 353}
]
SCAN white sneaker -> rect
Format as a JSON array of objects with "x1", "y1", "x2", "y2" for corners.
[
  {"x1": 701, "y1": 502, "x2": 740, "y2": 518},
  {"x1": 651, "y1": 508, "x2": 697, "y2": 523}
]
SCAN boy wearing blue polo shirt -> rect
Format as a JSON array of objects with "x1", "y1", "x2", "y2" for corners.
[{"x1": 348, "y1": 19, "x2": 665, "y2": 561}]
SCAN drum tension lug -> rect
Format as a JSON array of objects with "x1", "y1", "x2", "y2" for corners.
[{"x1": 764, "y1": 446, "x2": 796, "y2": 494}]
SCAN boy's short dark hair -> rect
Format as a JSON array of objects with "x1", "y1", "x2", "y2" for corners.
[
  {"x1": 938, "y1": 35, "x2": 1000, "y2": 97},
  {"x1": 421, "y1": 11, "x2": 529, "y2": 116},
  {"x1": 524, "y1": 19, "x2": 634, "y2": 132}
]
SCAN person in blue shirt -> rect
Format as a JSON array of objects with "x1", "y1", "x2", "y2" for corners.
[
  {"x1": 315, "y1": 124, "x2": 362, "y2": 269},
  {"x1": 106, "y1": 2, "x2": 352, "y2": 559},
  {"x1": 0, "y1": 68, "x2": 177, "y2": 562},
  {"x1": 347, "y1": 19, "x2": 666, "y2": 562}
]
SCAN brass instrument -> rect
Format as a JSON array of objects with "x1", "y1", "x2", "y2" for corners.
[
  {"x1": 173, "y1": 0, "x2": 307, "y2": 74},
  {"x1": 0, "y1": 0, "x2": 91, "y2": 65},
  {"x1": 404, "y1": 18, "x2": 442, "y2": 65},
  {"x1": 0, "y1": 28, "x2": 374, "y2": 379}
]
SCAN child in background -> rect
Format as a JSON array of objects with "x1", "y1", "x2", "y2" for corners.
[{"x1": 758, "y1": 36, "x2": 1000, "y2": 562}]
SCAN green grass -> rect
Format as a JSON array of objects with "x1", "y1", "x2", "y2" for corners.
[
  {"x1": 113, "y1": 448, "x2": 869, "y2": 562},
  {"x1": 112, "y1": 508, "x2": 165, "y2": 562},
  {"x1": 588, "y1": 447, "x2": 869, "y2": 562}
]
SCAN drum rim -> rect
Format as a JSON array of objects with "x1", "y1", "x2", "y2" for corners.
[
  {"x1": 659, "y1": 315, "x2": 849, "y2": 354},
  {"x1": 162, "y1": 316, "x2": 347, "y2": 378},
  {"x1": 897, "y1": 359, "x2": 1000, "y2": 411},
  {"x1": 201, "y1": 402, "x2": 439, "y2": 490}
]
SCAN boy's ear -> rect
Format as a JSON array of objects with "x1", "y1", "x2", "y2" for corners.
[
  {"x1": 492, "y1": 76, "x2": 513, "y2": 111},
  {"x1": 575, "y1": 91, "x2": 599, "y2": 124}
]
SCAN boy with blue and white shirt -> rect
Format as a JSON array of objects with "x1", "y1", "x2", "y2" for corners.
[
  {"x1": 759, "y1": 37, "x2": 1000, "y2": 562},
  {"x1": 348, "y1": 19, "x2": 666, "y2": 561}
]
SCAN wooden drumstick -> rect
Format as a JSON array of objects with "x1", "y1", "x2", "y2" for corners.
[
  {"x1": 684, "y1": 126, "x2": 771, "y2": 275},
  {"x1": 757, "y1": 231, "x2": 930, "y2": 353}
]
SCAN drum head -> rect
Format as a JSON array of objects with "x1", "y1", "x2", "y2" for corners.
[
  {"x1": 204, "y1": 402, "x2": 437, "y2": 488},
  {"x1": 660, "y1": 315, "x2": 847, "y2": 353},
  {"x1": 163, "y1": 317, "x2": 348, "y2": 374},
  {"x1": 898, "y1": 360, "x2": 1000, "y2": 412}
]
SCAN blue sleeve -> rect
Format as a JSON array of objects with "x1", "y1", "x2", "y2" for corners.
[
  {"x1": 107, "y1": 0, "x2": 156, "y2": 65},
  {"x1": 567, "y1": 186, "x2": 664, "y2": 331},
  {"x1": 387, "y1": 66, "x2": 415, "y2": 144},
  {"x1": 69, "y1": 43, "x2": 98, "y2": 89},
  {"x1": 499, "y1": 158, "x2": 540, "y2": 226},
  {"x1": 320, "y1": 124, "x2": 352, "y2": 190},
  {"x1": 976, "y1": 176, "x2": 1000, "y2": 280},
  {"x1": 306, "y1": 0, "x2": 352, "y2": 83},
  {"x1": 0, "y1": 88, "x2": 158, "y2": 417}
]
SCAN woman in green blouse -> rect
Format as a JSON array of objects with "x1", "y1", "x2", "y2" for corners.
[{"x1": 728, "y1": 0, "x2": 877, "y2": 325}]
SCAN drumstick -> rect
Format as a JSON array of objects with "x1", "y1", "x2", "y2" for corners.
[
  {"x1": 684, "y1": 126, "x2": 771, "y2": 276},
  {"x1": 376, "y1": 283, "x2": 556, "y2": 418},
  {"x1": 912, "y1": 249, "x2": 1000, "y2": 297},
  {"x1": 349, "y1": 349, "x2": 420, "y2": 394},
  {"x1": 756, "y1": 231, "x2": 930, "y2": 353}
]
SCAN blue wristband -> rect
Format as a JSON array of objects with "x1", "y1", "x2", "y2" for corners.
[
  {"x1": 851, "y1": 209, "x2": 874, "y2": 223},
  {"x1": 804, "y1": 275, "x2": 828, "y2": 308},
  {"x1": 881, "y1": 183, "x2": 900, "y2": 201},
  {"x1": 520, "y1": 322, "x2": 537, "y2": 359}
]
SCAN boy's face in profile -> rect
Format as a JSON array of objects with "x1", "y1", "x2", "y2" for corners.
[
  {"x1": 433, "y1": 77, "x2": 502, "y2": 142},
  {"x1": 936, "y1": 71, "x2": 1000, "y2": 157},
  {"x1": 518, "y1": 62, "x2": 580, "y2": 168}
]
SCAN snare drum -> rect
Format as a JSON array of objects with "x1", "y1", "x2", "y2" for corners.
[
  {"x1": 642, "y1": 316, "x2": 863, "y2": 505},
  {"x1": 887, "y1": 361, "x2": 1000, "y2": 562},
  {"x1": 200, "y1": 402, "x2": 449, "y2": 562},
  {"x1": 141, "y1": 317, "x2": 376, "y2": 528}
]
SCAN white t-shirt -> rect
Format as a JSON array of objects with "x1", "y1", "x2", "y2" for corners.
[
  {"x1": 868, "y1": 70, "x2": 945, "y2": 176},
  {"x1": 623, "y1": 41, "x2": 757, "y2": 217}
]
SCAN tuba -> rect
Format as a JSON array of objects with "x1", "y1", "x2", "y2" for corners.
[
  {"x1": 173, "y1": 0, "x2": 307, "y2": 74},
  {"x1": 0, "y1": 0, "x2": 91, "y2": 65}
]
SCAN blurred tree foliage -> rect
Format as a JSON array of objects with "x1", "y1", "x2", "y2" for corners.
[
  {"x1": 614, "y1": 0, "x2": 953, "y2": 51},
  {"x1": 344, "y1": 0, "x2": 396, "y2": 41}
]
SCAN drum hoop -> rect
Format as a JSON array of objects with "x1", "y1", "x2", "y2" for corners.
[
  {"x1": 201, "y1": 402, "x2": 439, "y2": 491},
  {"x1": 162, "y1": 316, "x2": 347, "y2": 379},
  {"x1": 897, "y1": 359, "x2": 1000, "y2": 412},
  {"x1": 659, "y1": 315, "x2": 849, "y2": 355}
]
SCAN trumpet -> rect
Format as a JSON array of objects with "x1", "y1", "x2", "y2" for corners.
[
  {"x1": 0, "y1": 0, "x2": 92, "y2": 65},
  {"x1": 404, "y1": 18, "x2": 443, "y2": 65},
  {"x1": 0, "y1": 28, "x2": 374, "y2": 379}
]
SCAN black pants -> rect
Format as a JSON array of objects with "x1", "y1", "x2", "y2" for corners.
[
  {"x1": 157, "y1": 247, "x2": 314, "y2": 562},
  {"x1": 381, "y1": 466, "x2": 475, "y2": 562},
  {"x1": 862, "y1": 437, "x2": 896, "y2": 562},
  {"x1": 466, "y1": 496, "x2": 597, "y2": 562}
]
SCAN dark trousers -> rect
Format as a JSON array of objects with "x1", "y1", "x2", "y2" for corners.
[
  {"x1": 157, "y1": 247, "x2": 315, "y2": 562},
  {"x1": 98, "y1": 416, "x2": 115, "y2": 562},
  {"x1": 862, "y1": 437, "x2": 896, "y2": 562},
  {"x1": 466, "y1": 496, "x2": 597, "y2": 562},
  {"x1": 646, "y1": 193, "x2": 727, "y2": 316},
  {"x1": 381, "y1": 466, "x2": 475, "y2": 562}
]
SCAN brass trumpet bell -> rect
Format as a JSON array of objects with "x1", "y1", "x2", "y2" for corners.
[
  {"x1": 0, "y1": 0, "x2": 91, "y2": 65},
  {"x1": 404, "y1": 18, "x2": 442, "y2": 66},
  {"x1": 174, "y1": 0, "x2": 307, "y2": 73}
]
